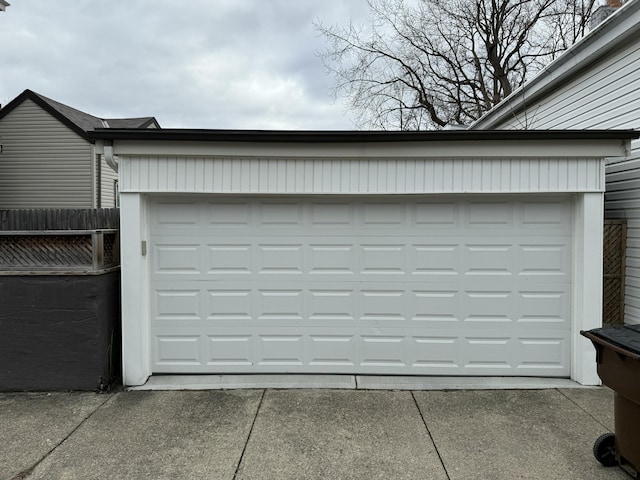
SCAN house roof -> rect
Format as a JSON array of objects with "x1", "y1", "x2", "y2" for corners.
[
  {"x1": 0, "y1": 89, "x2": 160, "y2": 142},
  {"x1": 470, "y1": 0, "x2": 640, "y2": 129}
]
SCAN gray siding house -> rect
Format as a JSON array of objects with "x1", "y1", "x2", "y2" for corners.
[
  {"x1": 471, "y1": 0, "x2": 640, "y2": 324},
  {"x1": 0, "y1": 89, "x2": 159, "y2": 208}
]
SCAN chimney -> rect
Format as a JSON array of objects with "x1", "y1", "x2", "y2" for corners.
[{"x1": 591, "y1": 0, "x2": 624, "y2": 29}]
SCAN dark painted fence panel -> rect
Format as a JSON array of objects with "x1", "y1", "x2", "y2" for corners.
[{"x1": 0, "y1": 272, "x2": 121, "y2": 391}]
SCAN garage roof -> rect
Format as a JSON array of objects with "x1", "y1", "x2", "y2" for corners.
[{"x1": 90, "y1": 128, "x2": 638, "y2": 143}]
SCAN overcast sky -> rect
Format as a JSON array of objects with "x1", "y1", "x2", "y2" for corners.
[{"x1": 0, "y1": 0, "x2": 371, "y2": 130}]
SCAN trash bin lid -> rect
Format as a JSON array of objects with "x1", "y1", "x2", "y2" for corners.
[{"x1": 587, "y1": 325, "x2": 640, "y2": 355}]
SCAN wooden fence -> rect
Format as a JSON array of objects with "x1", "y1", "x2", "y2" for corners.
[
  {"x1": 603, "y1": 219, "x2": 627, "y2": 326},
  {"x1": 0, "y1": 209, "x2": 120, "y2": 271},
  {"x1": 0, "y1": 208, "x2": 119, "y2": 231}
]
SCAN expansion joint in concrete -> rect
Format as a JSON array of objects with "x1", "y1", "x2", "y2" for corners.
[
  {"x1": 9, "y1": 393, "x2": 115, "y2": 480},
  {"x1": 411, "y1": 391, "x2": 452, "y2": 480},
  {"x1": 555, "y1": 388, "x2": 614, "y2": 433},
  {"x1": 232, "y1": 389, "x2": 266, "y2": 480}
]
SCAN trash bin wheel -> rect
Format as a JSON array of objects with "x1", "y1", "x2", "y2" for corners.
[{"x1": 593, "y1": 433, "x2": 617, "y2": 467}]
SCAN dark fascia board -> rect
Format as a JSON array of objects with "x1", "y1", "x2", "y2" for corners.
[
  {"x1": 0, "y1": 89, "x2": 93, "y2": 142},
  {"x1": 89, "y1": 128, "x2": 639, "y2": 143}
]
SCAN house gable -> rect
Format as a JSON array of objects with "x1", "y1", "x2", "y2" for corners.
[
  {"x1": 0, "y1": 89, "x2": 160, "y2": 208},
  {"x1": 0, "y1": 99, "x2": 93, "y2": 208}
]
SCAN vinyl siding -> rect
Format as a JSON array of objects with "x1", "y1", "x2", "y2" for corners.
[
  {"x1": 604, "y1": 150, "x2": 640, "y2": 324},
  {"x1": 100, "y1": 154, "x2": 118, "y2": 207},
  {"x1": 495, "y1": 39, "x2": 640, "y2": 131},
  {"x1": 478, "y1": 37, "x2": 640, "y2": 324},
  {"x1": 0, "y1": 99, "x2": 93, "y2": 208},
  {"x1": 120, "y1": 155, "x2": 604, "y2": 194}
]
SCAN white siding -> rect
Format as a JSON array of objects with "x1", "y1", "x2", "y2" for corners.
[
  {"x1": 0, "y1": 99, "x2": 93, "y2": 208},
  {"x1": 495, "y1": 39, "x2": 640, "y2": 133},
  {"x1": 604, "y1": 150, "x2": 640, "y2": 323},
  {"x1": 100, "y1": 155, "x2": 118, "y2": 207},
  {"x1": 120, "y1": 156, "x2": 604, "y2": 194}
]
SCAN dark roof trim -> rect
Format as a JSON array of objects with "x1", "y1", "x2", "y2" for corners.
[
  {"x1": 89, "y1": 128, "x2": 639, "y2": 143},
  {"x1": 0, "y1": 89, "x2": 94, "y2": 141},
  {"x1": 0, "y1": 89, "x2": 161, "y2": 143}
]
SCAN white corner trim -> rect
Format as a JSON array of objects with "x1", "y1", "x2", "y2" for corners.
[
  {"x1": 120, "y1": 193, "x2": 151, "y2": 386},
  {"x1": 571, "y1": 192, "x2": 603, "y2": 385}
]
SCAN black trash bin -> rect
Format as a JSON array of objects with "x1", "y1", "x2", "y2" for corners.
[{"x1": 581, "y1": 325, "x2": 640, "y2": 477}]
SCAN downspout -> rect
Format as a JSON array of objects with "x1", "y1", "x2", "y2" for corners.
[{"x1": 104, "y1": 141, "x2": 118, "y2": 173}]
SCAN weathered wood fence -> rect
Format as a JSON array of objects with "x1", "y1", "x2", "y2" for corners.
[
  {"x1": 0, "y1": 208, "x2": 119, "y2": 230},
  {"x1": 0, "y1": 209, "x2": 120, "y2": 271}
]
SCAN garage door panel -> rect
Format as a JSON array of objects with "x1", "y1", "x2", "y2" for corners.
[
  {"x1": 257, "y1": 244, "x2": 305, "y2": 274},
  {"x1": 154, "y1": 200, "x2": 200, "y2": 227},
  {"x1": 412, "y1": 244, "x2": 461, "y2": 275},
  {"x1": 516, "y1": 335, "x2": 569, "y2": 371},
  {"x1": 152, "y1": 281, "x2": 570, "y2": 327},
  {"x1": 155, "y1": 336, "x2": 202, "y2": 366},
  {"x1": 310, "y1": 202, "x2": 354, "y2": 225},
  {"x1": 260, "y1": 201, "x2": 304, "y2": 226},
  {"x1": 150, "y1": 195, "x2": 573, "y2": 376},
  {"x1": 519, "y1": 243, "x2": 570, "y2": 277},
  {"x1": 309, "y1": 290, "x2": 356, "y2": 321},
  {"x1": 308, "y1": 335, "x2": 357, "y2": 366},
  {"x1": 522, "y1": 200, "x2": 571, "y2": 227},
  {"x1": 154, "y1": 289, "x2": 201, "y2": 320},
  {"x1": 208, "y1": 335, "x2": 253, "y2": 367},
  {"x1": 468, "y1": 201, "x2": 512, "y2": 226},
  {"x1": 207, "y1": 201, "x2": 252, "y2": 226},
  {"x1": 415, "y1": 202, "x2": 459, "y2": 226},
  {"x1": 206, "y1": 290, "x2": 252, "y2": 321},
  {"x1": 206, "y1": 244, "x2": 252, "y2": 274},
  {"x1": 151, "y1": 242, "x2": 570, "y2": 280},
  {"x1": 309, "y1": 244, "x2": 356, "y2": 275},
  {"x1": 152, "y1": 327, "x2": 571, "y2": 375}
]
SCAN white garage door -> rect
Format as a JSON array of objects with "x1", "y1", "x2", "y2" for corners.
[{"x1": 149, "y1": 195, "x2": 572, "y2": 376}]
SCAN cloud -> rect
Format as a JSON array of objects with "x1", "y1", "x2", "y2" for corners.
[{"x1": 0, "y1": 0, "x2": 371, "y2": 129}]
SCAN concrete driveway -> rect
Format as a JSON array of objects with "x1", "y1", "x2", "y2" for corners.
[{"x1": 0, "y1": 387, "x2": 628, "y2": 480}]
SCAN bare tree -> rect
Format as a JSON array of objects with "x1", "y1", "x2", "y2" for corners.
[{"x1": 316, "y1": 0, "x2": 597, "y2": 130}]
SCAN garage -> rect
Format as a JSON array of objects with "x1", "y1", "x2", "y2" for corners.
[
  {"x1": 90, "y1": 129, "x2": 635, "y2": 386},
  {"x1": 150, "y1": 195, "x2": 571, "y2": 376}
]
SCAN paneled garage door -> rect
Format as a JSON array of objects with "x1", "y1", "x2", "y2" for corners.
[{"x1": 149, "y1": 195, "x2": 572, "y2": 376}]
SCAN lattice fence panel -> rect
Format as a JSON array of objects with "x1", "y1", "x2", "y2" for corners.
[
  {"x1": 603, "y1": 220, "x2": 627, "y2": 326},
  {"x1": 0, "y1": 231, "x2": 119, "y2": 271}
]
